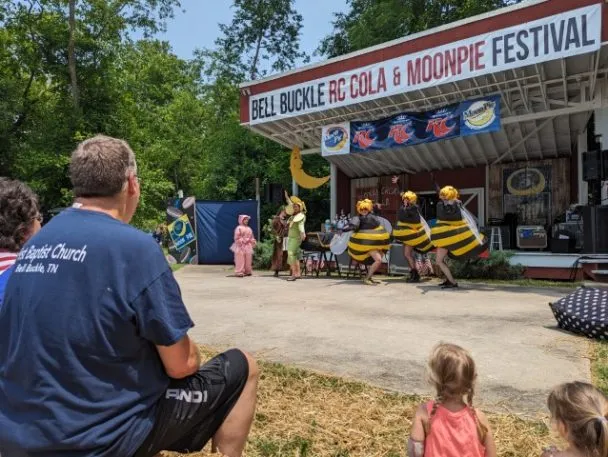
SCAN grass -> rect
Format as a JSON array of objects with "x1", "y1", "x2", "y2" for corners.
[
  {"x1": 164, "y1": 346, "x2": 552, "y2": 457},
  {"x1": 591, "y1": 341, "x2": 608, "y2": 396},
  {"x1": 457, "y1": 278, "x2": 582, "y2": 289},
  {"x1": 375, "y1": 275, "x2": 581, "y2": 290}
]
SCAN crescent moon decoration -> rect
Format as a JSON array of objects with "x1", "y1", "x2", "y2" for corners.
[
  {"x1": 290, "y1": 146, "x2": 330, "y2": 189},
  {"x1": 506, "y1": 168, "x2": 546, "y2": 196}
]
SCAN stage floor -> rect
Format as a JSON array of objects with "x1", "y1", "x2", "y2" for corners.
[
  {"x1": 508, "y1": 251, "x2": 608, "y2": 268},
  {"x1": 176, "y1": 266, "x2": 590, "y2": 416}
]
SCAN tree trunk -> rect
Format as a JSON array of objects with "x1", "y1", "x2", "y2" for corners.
[
  {"x1": 249, "y1": 33, "x2": 263, "y2": 80},
  {"x1": 68, "y1": 0, "x2": 79, "y2": 110}
]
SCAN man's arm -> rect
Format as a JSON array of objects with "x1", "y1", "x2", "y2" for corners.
[
  {"x1": 131, "y1": 266, "x2": 196, "y2": 379},
  {"x1": 156, "y1": 335, "x2": 201, "y2": 379}
]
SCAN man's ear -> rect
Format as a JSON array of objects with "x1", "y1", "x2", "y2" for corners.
[{"x1": 127, "y1": 174, "x2": 139, "y2": 195}]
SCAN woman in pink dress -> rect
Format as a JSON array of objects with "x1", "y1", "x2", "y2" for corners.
[{"x1": 231, "y1": 214, "x2": 257, "y2": 277}]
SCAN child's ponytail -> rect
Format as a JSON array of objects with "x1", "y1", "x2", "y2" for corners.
[
  {"x1": 467, "y1": 388, "x2": 488, "y2": 444},
  {"x1": 596, "y1": 415, "x2": 608, "y2": 457},
  {"x1": 548, "y1": 382, "x2": 608, "y2": 457}
]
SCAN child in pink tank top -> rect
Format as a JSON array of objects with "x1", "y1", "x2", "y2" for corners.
[{"x1": 408, "y1": 343, "x2": 497, "y2": 457}]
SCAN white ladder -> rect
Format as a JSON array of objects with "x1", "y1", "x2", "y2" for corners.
[{"x1": 490, "y1": 226, "x2": 503, "y2": 251}]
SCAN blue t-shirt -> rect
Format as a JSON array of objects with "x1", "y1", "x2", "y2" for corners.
[{"x1": 0, "y1": 209, "x2": 194, "y2": 457}]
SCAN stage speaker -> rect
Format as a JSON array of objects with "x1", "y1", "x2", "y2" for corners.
[
  {"x1": 264, "y1": 184, "x2": 284, "y2": 205},
  {"x1": 498, "y1": 225, "x2": 511, "y2": 250},
  {"x1": 582, "y1": 205, "x2": 608, "y2": 253},
  {"x1": 583, "y1": 151, "x2": 601, "y2": 181},
  {"x1": 583, "y1": 150, "x2": 608, "y2": 182}
]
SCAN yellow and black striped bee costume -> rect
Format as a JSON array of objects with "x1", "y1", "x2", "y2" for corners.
[
  {"x1": 347, "y1": 199, "x2": 391, "y2": 263},
  {"x1": 431, "y1": 186, "x2": 487, "y2": 259},
  {"x1": 392, "y1": 191, "x2": 433, "y2": 253}
]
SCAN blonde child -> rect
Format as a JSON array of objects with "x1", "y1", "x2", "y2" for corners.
[
  {"x1": 542, "y1": 382, "x2": 608, "y2": 457},
  {"x1": 408, "y1": 343, "x2": 497, "y2": 457}
]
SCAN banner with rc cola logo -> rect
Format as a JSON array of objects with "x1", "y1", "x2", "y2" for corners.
[{"x1": 350, "y1": 95, "x2": 500, "y2": 153}]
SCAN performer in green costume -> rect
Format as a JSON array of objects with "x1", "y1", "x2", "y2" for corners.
[{"x1": 284, "y1": 191, "x2": 306, "y2": 281}]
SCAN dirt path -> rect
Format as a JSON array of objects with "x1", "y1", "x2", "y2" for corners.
[{"x1": 176, "y1": 266, "x2": 589, "y2": 415}]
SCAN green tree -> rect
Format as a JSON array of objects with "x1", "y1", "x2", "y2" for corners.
[
  {"x1": 319, "y1": 0, "x2": 523, "y2": 58},
  {"x1": 207, "y1": 0, "x2": 307, "y2": 81},
  {"x1": 0, "y1": 0, "x2": 185, "y2": 226}
]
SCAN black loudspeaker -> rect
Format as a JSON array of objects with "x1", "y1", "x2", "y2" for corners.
[
  {"x1": 264, "y1": 184, "x2": 284, "y2": 205},
  {"x1": 499, "y1": 225, "x2": 511, "y2": 250},
  {"x1": 582, "y1": 205, "x2": 608, "y2": 253},
  {"x1": 583, "y1": 150, "x2": 608, "y2": 182}
]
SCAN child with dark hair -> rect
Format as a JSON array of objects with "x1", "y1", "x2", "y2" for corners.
[
  {"x1": 0, "y1": 178, "x2": 42, "y2": 305},
  {"x1": 542, "y1": 382, "x2": 608, "y2": 457},
  {"x1": 408, "y1": 343, "x2": 496, "y2": 457}
]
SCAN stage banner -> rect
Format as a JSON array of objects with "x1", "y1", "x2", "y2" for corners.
[
  {"x1": 351, "y1": 95, "x2": 500, "y2": 152},
  {"x1": 166, "y1": 196, "x2": 198, "y2": 265},
  {"x1": 321, "y1": 122, "x2": 350, "y2": 156},
  {"x1": 249, "y1": 4, "x2": 600, "y2": 125}
]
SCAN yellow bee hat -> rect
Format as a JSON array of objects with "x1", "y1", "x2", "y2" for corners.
[
  {"x1": 401, "y1": 191, "x2": 418, "y2": 204},
  {"x1": 439, "y1": 185, "x2": 459, "y2": 201},
  {"x1": 285, "y1": 195, "x2": 306, "y2": 215},
  {"x1": 356, "y1": 198, "x2": 374, "y2": 214}
]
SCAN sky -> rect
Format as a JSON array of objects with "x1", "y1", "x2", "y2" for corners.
[{"x1": 151, "y1": 0, "x2": 350, "y2": 64}]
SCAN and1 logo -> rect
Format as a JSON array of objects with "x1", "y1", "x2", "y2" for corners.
[
  {"x1": 166, "y1": 389, "x2": 208, "y2": 403},
  {"x1": 463, "y1": 100, "x2": 497, "y2": 130}
]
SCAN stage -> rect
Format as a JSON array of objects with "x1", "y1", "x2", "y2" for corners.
[{"x1": 508, "y1": 251, "x2": 608, "y2": 281}]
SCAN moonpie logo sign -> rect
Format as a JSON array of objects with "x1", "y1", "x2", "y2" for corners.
[
  {"x1": 463, "y1": 100, "x2": 497, "y2": 130},
  {"x1": 323, "y1": 125, "x2": 349, "y2": 152}
]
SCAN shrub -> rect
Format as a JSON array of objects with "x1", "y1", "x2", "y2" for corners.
[
  {"x1": 253, "y1": 238, "x2": 275, "y2": 270},
  {"x1": 446, "y1": 250, "x2": 524, "y2": 280}
]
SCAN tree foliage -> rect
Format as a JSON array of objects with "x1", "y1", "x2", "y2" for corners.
[
  {"x1": 210, "y1": 0, "x2": 307, "y2": 81},
  {"x1": 0, "y1": 0, "x2": 320, "y2": 231},
  {"x1": 1, "y1": 0, "x2": 520, "y2": 234},
  {"x1": 318, "y1": 0, "x2": 524, "y2": 58}
]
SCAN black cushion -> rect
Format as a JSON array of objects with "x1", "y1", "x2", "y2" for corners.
[{"x1": 549, "y1": 287, "x2": 608, "y2": 340}]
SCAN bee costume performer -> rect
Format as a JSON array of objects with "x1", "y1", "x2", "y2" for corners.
[
  {"x1": 392, "y1": 191, "x2": 433, "y2": 283},
  {"x1": 430, "y1": 186, "x2": 487, "y2": 289},
  {"x1": 344, "y1": 199, "x2": 391, "y2": 286}
]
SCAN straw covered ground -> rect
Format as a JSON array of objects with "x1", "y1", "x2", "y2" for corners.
[{"x1": 164, "y1": 346, "x2": 554, "y2": 457}]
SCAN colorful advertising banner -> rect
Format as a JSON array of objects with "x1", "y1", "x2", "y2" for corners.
[
  {"x1": 351, "y1": 95, "x2": 500, "y2": 152},
  {"x1": 321, "y1": 122, "x2": 350, "y2": 156},
  {"x1": 166, "y1": 196, "x2": 198, "y2": 265},
  {"x1": 248, "y1": 4, "x2": 601, "y2": 125}
]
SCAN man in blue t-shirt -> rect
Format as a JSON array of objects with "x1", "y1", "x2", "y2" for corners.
[{"x1": 0, "y1": 135, "x2": 258, "y2": 457}]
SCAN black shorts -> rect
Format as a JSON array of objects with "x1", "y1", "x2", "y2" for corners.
[{"x1": 133, "y1": 349, "x2": 249, "y2": 457}]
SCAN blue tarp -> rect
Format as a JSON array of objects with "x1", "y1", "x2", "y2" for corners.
[{"x1": 195, "y1": 200, "x2": 259, "y2": 264}]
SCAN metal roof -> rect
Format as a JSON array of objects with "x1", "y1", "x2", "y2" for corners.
[{"x1": 240, "y1": 1, "x2": 608, "y2": 178}]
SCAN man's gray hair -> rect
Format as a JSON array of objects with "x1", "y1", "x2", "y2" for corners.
[{"x1": 69, "y1": 135, "x2": 138, "y2": 198}]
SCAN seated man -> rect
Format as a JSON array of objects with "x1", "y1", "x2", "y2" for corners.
[{"x1": 0, "y1": 135, "x2": 258, "y2": 457}]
